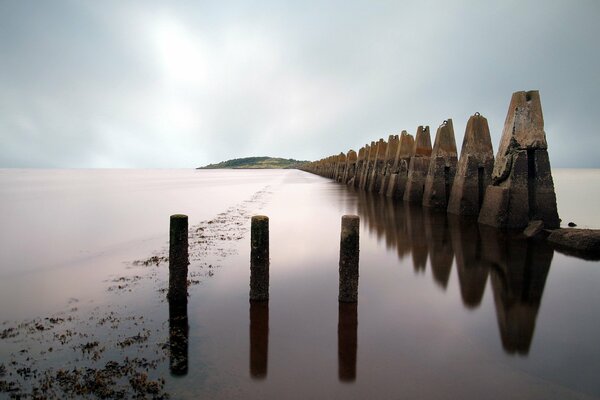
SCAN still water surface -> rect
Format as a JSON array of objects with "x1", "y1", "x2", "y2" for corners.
[{"x1": 0, "y1": 169, "x2": 599, "y2": 399}]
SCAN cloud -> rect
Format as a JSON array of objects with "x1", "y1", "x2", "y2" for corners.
[{"x1": 0, "y1": 0, "x2": 598, "y2": 167}]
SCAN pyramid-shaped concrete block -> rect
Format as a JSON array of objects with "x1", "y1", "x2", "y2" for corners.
[
  {"x1": 447, "y1": 113, "x2": 495, "y2": 216},
  {"x1": 380, "y1": 134, "x2": 400, "y2": 195},
  {"x1": 479, "y1": 91, "x2": 559, "y2": 229},
  {"x1": 341, "y1": 150, "x2": 357, "y2": 184},
  {"x1": 423, "y1": 119, "x2": 458, "y2": 209},
  {"x1": 386, "y1": 131, "x2": 415, "y2": 198},
  {"x1": 368, "y1": 138, "x2": 388, "y2": 193},
  {"x1": 404, "y1": 126, "x2": 432, "y2": 203}
]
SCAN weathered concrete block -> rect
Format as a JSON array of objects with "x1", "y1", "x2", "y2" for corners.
[
  {"x1": 342, "y1": 150, "x2": 357, "y2": 184},
  {"x1": 334, "y1": 152, "x2": 346, "y2": 182},
  {"x1": 354, "y1": 144, "x2": 369, "y2": 188},
  {"x1": 523, "y1": 220, "x2": 545, "y2": 238},
  {"x1": 359, "y1": 141, "x2": 377, "y2": 190},
  {"x1": 379, "y1": 134, "x2": 400, "y2": 195},
  {"x1": 547, "y1": 228, "x2": 600, "y2": 259},
  {"x1": 423, "y1": 119, "x2": 458, "y2": 209},
  {"x1": 368, "y1": 138, "x2": 387, "y2": 193},
  {"x1": 404, "y1": 126, "x2": 432, "y2": 203},
  {"x1": 479, "y1": 91, "x2": 559, "y2": 229},
  {"x1": 349, "y1": 147, "x2": 365, "y2": 187},
  {"x1": 447, "y1": 113, "x2": 495, "y2": 216},
  {"x1": 386, "y1": 131, "x2": 415, "y2": 198},
  {"x1": 478, "y1": 185, "x2": 510, "y2": 228},
  {"x1": 404, "y1": 156, "x2": 431, "y2": 203}
]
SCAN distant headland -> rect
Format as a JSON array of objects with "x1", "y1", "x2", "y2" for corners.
[{"x1": 197, "y1": 156, "x2": 309, "y2": 169}]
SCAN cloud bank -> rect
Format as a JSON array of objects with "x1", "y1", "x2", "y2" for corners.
[{"x1": 1, "y1": 0, "x2": 598, "y2": 167}]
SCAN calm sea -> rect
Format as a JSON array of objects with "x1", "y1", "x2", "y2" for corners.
[{"x1": 0, "y1": 168, "x2": 599, "y2": 399}]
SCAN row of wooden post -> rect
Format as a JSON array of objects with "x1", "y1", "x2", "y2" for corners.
[
  {"x1": 168, "y1": 213, "x2": 361, "y2": 380},
  {"x1": 169, "y1": 213, "x2": 361, "y2": 304}
]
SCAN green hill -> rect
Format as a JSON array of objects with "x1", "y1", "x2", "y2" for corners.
[{"x1": 197, "y1": 156, "x2": 309, "y2": 169}]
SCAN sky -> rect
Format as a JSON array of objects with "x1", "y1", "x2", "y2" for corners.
[{"x1": 0, "y1": 0, "x2": 599, "y2": 168}]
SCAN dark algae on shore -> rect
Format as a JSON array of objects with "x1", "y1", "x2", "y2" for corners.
[{"x1": 0, "y1": 187, "x2": 272, "y2": 399}]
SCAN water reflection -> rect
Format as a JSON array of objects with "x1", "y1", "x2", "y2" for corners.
[
  {"x1": 448, "y1": 215, "x2": 489, "y2": 308},
  {"x1": 353, "y1": 190, "x2": 553, "y2": 356},
  {"x1": 338, "y1": 302, "x2": 358, "y2": 382},
  {"x1": 168, "y1": 298, "x2": 189, "y2": 376},
  {"x1": 481, "y1": 227, "x2": 553, "y2": 355},
  {"x1": 406, "y1": 203, "x2": 429, "y2": 273},
  {"x1": 424, "y1": 210, "x2": 454, "y2": 289},
  {"x1": 249, "y1": 301, "x2": 269, "y2": 379}
]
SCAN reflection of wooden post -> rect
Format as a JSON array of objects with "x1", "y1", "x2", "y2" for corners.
[
  {"x1": 169, "y1": 298, "x2": 189, "y2": 376},
  {"x1": 169, "y1": 214, "x2": 188, "y2": 302},
  {"x1": 249, "y1": 301, "x2": 269, "y2": 379},
  {"x1": 339, "y1": 215, "x2": 360, "y2": 303},
  {"x1": 250, "y1": 216, "x2": 269, "y2": 301},
  {"x1": 338, "y1": 302, "x2": 358, "y2": 382}
]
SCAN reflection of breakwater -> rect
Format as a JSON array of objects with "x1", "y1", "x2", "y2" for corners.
[{"x1": 354, "y1": 190, "x2": 552, "y2": 355}]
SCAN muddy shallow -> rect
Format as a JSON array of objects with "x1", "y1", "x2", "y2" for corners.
[{"x1": 1, "y1": 169, "x2": 599, "y2": 399}]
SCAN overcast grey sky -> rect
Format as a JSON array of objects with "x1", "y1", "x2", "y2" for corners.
[{"x1": 1, "y1": 0, "x2": 598, "y2": 168}]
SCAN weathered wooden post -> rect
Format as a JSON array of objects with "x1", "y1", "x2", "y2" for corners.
[
  {"x1": 169, "y1": 214, "x2": 189, "y2": 302},
  {"x1": 250, "y1": 215, "x2": 269, "y2": 301},
  {"x1": 339, "y1": 215, "x2": 360, "y2": 302},
  {"x1": 168, "y1": 214, "x2": 189, "y2": 376}
]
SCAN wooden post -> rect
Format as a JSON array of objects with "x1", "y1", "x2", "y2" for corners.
[
  {"x1": 250, "y1": 215, "x2": 269, "y2": 301},
  {"x1": 339, "y1": 215, "x2": 360, "y2": 302},
  {"x1": 169, "y1": 214, "x2": 188, "y2": 302}
]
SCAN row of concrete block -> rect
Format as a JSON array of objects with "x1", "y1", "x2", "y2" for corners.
[{"x1": 300, "y1": 90, "x2": 560, "y2": 230}]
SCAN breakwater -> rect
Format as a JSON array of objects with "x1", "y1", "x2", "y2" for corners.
[{"x1": 301, "y1": 90, "x2": 560, "y2": 231}]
